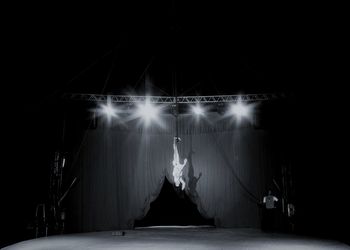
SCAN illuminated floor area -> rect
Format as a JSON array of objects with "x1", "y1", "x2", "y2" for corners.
[{"x1": 3, "y1": 227, "x2": 349, "y2": 250}]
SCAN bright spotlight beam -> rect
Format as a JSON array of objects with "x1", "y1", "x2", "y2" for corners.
[
  {"x1": 229, "y1": 99, "x2": 254, "y2": 124},
  {"x1": 191, "y1": 104, "x2": 205, "y2": 116},
  {"x1": 134, "y1": 98, "x2": 163, "y2": 127},
  {"x1": 98, "y1": 103, "x2": 119, "y2": 123},
  {"x1": 230, "y1": 102, "x2": 250, "y2": 117},
  {"x1": 94, "y1": 96, "x2": 121, "y2": 125},
  {"x1": 101, "y1": 103, "x2": 117, "y2": 117}
]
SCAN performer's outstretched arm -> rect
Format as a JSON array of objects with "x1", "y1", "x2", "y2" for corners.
[{"x1": 173, "y1": 137, "x2": 180, "y2": 164}]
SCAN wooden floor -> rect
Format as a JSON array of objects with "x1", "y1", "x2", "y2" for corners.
[{"x1": 3, "y1": 227, "x2": 349, "y2": 250}]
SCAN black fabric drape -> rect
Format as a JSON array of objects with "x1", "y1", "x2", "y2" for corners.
[{"x1": 67, "y1": 113, "x2": 276, "y2": 231}]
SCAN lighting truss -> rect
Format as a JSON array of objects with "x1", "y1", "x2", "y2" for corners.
[{"x1": 62, "y1": 93, "x2": 284, "y2": 104}]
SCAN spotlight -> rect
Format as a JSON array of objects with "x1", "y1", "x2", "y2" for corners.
[
  {"x1": 101, "y1": 103, "x2": 118, "y2": 117},
  {"x1": 97, "y1": 102, "x2": 120, "y2": 124},
  {"x1": 229, "y1": 100, "x2": 253, "y2": 123},
  {"x1": 94, "y1": 96, "x2": 121, "y2": 125},
  {"x1": 136, "y1": 98, "x2": 161, "y2": 126},
  {"x1": 191, "y1": 104, "x2": 205, "y2": 116},
  {"x1": 230, "y1": 102, "x2": 250, "y2": 117}
]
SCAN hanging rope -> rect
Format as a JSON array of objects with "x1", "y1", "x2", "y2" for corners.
[
  {"x1": 173, "y1": 66, "x2": 179, "y2": 139},
  {"x1": 175, "y1": 97, "x2": 179, "y2": 139}
]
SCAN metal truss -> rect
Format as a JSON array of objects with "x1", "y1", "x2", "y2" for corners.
[{"x1": 62, "y1": 93, "x2": 284, "y2": 104}]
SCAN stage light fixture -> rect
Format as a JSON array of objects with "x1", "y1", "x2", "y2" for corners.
[
  {"x1": 95, "y1": 96, "x2": 121, "y2": 124},
  {"x1": 229, "y1": 100, "x2": 253, "y2": 123},
  {"x1": 101, "y1": 103, "x2": 118, "y2": 117},
  {"x1": 191, "y1": 104, "x2": 205, "y2": 116},
  {"x1": 136, "y1": 98, "x2": 161, "y2": 126},
  {"x1": 97, "y1": 102, "x2": 120, "y2": 124}
]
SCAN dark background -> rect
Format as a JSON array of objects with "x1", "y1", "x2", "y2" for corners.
[{"x1": 2, "y1": 1, "x2": 348, "y2": 247}]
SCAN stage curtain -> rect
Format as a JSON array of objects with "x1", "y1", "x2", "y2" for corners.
[{"x1": 66, "y1": 113, "x2": 276, "y2": 231}]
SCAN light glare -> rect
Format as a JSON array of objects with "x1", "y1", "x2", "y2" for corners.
[
  {"x1": 228, "y1": 99, "x2": 255, "y2": 124},
  {"x1": 95, "y1": 98, "x2": 121, "y2": 125},
  {"x1": 192, "y1": 104, "x2": 205, "y2": 116},
  {"x1": 136, "y1": 99, "x2": 161, "y2": 126},
  {"x1": 230, "y1": 102, "x2": 250, "y2": 118},
  {"x1": 101, "y1": 104, "x2": 118, "y2": 117}
]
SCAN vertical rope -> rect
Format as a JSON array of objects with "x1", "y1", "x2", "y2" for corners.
[{"x1": 173, "y1": 65, "x2": 179, "y2": 139}]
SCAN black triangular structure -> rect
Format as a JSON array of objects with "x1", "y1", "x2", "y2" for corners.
[{"x1": 134, "y1": 177, "x2": 215, "y2": 227}]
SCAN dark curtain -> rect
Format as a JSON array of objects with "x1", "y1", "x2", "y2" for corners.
[{"x1": 66, "y1": 113, "x2": 276, "y2": 231}]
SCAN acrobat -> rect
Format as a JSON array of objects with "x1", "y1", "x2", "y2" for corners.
[{"x1": 172, "y1": 137, "x2": 187, "y2": 190}]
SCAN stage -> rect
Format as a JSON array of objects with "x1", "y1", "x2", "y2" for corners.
[{"x1": 3, "y1": 227, "x2": 349, "y2": 249}]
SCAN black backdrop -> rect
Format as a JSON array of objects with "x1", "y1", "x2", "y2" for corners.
[{"x1": 65, "y1": 112, "x2": 279, "y2": 232}]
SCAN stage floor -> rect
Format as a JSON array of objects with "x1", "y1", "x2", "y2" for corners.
[{"x1": 3, "y1": 227, "x2": 349, "y2": 250}]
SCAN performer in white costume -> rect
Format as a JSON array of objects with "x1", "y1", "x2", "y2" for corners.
[{"x1": 172, "y1": 137, "x2": 187, "y2": 190}]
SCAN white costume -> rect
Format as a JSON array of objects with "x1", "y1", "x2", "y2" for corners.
[{"x1": 172, "y1": 137, "x2": 187, "y2": 190}]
